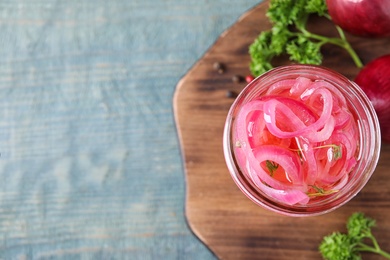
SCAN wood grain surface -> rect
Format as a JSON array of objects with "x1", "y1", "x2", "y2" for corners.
[{"x1": 174, "y1": 1, "x2": 390, "y2": 259}]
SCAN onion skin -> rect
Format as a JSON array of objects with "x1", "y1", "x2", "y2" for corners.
[
  {"x1": 326, "y1": 0, "x2": 390, "y2": 37},
  {"x1": 355, "y1": 54, "x2": 390, "y2": 142}
]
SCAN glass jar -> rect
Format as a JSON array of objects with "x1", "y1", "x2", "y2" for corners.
[{"x1": 223, "y1": 65, "x2": 381, "y2": 217}]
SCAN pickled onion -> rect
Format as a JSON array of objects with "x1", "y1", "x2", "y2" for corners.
[{"x1": 234, "y1": 77, "x2": 359, "y2": 206}]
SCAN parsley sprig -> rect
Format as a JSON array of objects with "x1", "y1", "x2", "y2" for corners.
[
  {"x1": 249, "y1": 0, "x2": 363, "y2": 76},
  {"x1": 319, "y1": 212, "x2": 390, "y2": 259}
]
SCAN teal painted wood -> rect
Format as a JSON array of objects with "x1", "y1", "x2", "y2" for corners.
[{"x1": 0, "y1": 0, "x2": 262, "y2": 259}]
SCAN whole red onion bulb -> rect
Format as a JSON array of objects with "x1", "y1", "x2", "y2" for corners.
[{"x1": 355, "y1": 54, "x2": 390, "y2": 142}]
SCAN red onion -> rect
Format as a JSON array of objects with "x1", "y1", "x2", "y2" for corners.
[
  {"x1": 326, "y1": 0, "x2": 390, "y2": 37},
  {"x1": 355, "y1": 54, "x2": 390, "y2": 142}
]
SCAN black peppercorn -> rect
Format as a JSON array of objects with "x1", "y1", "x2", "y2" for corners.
[
  {"x1": 232, "y1": 75, "x2": 243, "y2": 83},
  {"x1": 213, "y1": 62, "x2": 225, "y2": 74},
  {"x1": 226, "y1": 90, "x2": 237, "y2": 98}
]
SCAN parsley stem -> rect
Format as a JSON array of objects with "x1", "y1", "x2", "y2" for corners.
[
  {"x1": 357, "y1": 243, "x2": 390, "y2": 259},
  {"x1": 329, "y1": 8, "x2": 363, "y2": 68},
  {"x1": 369, "y1": 234, "x2": 381, "y2": 251},
  {"x1": 332, "y1": 37, "x2": 363, "y2": 68},
  {"x1": 299, "y1": 27, "x2": 363, "y2": 68}
]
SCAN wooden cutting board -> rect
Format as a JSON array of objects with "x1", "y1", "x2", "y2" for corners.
[{"x1": 173, "y1": 1, "x2": 390, "y2": 259}]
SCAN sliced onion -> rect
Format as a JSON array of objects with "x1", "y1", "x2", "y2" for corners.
[
  {"x1": 294, "y1": 137, "x2": 318, "y2": 185},
  {"x1": 242, "y1": 153, "x2": 310, "y2": 206},
  {"x1": 306, "y1": 80, "x2": 347, "y2": 105},
  {"x1": 330, "y1": 173, "x2": 348, "y2": 192},
  {"x1": 252, "y1": 145, "x2": 303, "y2": 184},
  {"x1": 290, "y1": 76, "x2": 312, "y2": 97},
  {"x1": 257, "y1": 182, "x2": 310, "y2": 205},
  {"x1": 317, "y1": 145, "x2": 348, "y2": 184},
  {"x1": 235, "y1": 100, "x2": 265, "y2": 150},
  {"x1": 304, "y1": 116, "x2": 335, "y2": 142},
  {"x1": 233, "y1": 76, "x2": 359, "y2": 206},
  {"x1": 263, "y1": 89, "x2": 334, "y2": 142},
  {"x1": 266, "y1": 79, "x2": 297, "y2": 95},
  {"x1": 263, "y1": 99, "x2": 311, "y2": 138}
]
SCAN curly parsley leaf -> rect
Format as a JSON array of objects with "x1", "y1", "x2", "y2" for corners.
[
  {"x1": 319, "y1": 232, "x2": 361, "y2": 260},
  {"x1": 286, "y1": 36, "x2": 323, "y2": 65},
  {"x1": 305, "y1": 0, "x2": 328, "y2": 16},
  {"x1": 249, "y1": 31, "x2": 274, "y2": 76},
  {"x1": 267, "y1": 0, "x2": 307, "y2": 26},
  {"x1": 347, "y1": 212, "x2": 376, "y2": 242}
]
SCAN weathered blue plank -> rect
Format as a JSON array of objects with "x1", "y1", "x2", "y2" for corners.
[{"x1": 0, "y1": 0, "x2": 261, "y2": 258}]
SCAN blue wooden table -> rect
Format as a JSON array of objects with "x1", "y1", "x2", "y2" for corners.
[{"x1": 0, "y1": 0, "x2": 261, "y2": 258}]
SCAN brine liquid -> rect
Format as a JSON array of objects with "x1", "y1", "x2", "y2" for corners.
[{"x1": 234, "y1": 76, "x2": 359, "y2": 205}]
